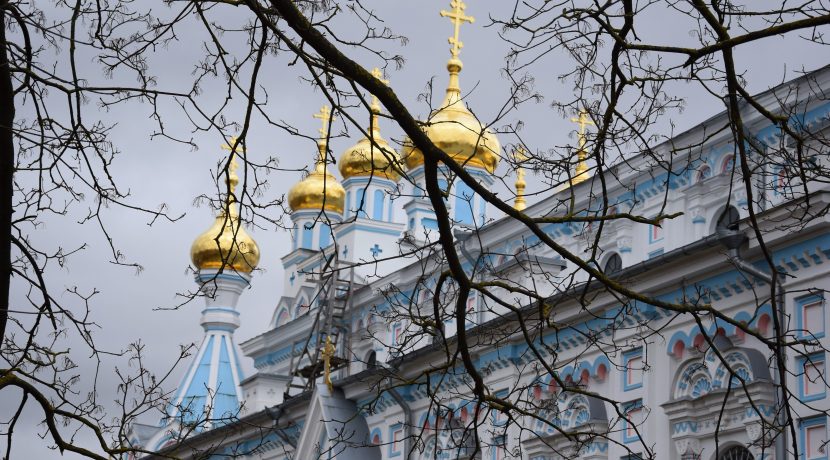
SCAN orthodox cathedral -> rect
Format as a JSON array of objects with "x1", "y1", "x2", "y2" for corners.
[{"x1": 130, "y1": 2, "x2": 830, "y2": 460}]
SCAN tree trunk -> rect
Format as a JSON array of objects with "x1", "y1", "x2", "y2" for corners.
[{"x1": 0, "y1": 9, "x2": 16, "y2": 342}]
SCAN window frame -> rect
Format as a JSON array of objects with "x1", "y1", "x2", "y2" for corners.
[
  {"x1": 621, "y1": 399, "x2": 644, "y2": 444},
  {"x1": 801, "y1": 416, "x2": 828, "y2": 460},
  {"x1": 648, "y1": 218, "x2": 664, "y2": 244},
  {"x1": 799, "y1": 352, "x2": 827, "y2": 402},
  {"x1": 491, "y1": 389, "x2": 509, "y2": 427},
  {"x1": 622, "y1": 348, "x2": 644, "y2": 391},
  {"x1": 388, "y1": 423, "x2": 403, "y2": 457},
  {"x1": 796, "y1": 294, "x2": 826, "y2": 340}
]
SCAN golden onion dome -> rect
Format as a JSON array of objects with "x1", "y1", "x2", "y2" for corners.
[
  {"x1": 340, "y1": 71, "x2": 403, "y2": 182},
  {"x1": 191, "y1": 145, "x2": 260, "y2": 273},
  {"x1": 288, "y1": 141, "x2": 346, "y2": 214},
  {"x1": 339, "y1": 128, "x2": 401, "y2": 181},
  {"x1": 402, "y1": 59, "x2": 501, "y2": 174}
]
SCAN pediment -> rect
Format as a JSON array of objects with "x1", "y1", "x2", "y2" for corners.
[{"x1": 294, "y1": 385, "x2": 381, "y2": 460}]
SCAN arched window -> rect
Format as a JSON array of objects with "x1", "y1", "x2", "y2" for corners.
[
  {"x1": 319, "y1": 223, "x2": 331, "y2": 249},
  {"x1": 275, "y1": 308, "x2": 290, "y2": 327},
  {"x1": 294, "y1": 297, "x2": 308, "y2": 319},
  {"x1": 716, "y1": 206, "x2": 740, "y2": 232},
  {"x1": 455, "y1": 181, "x2": 474, "y2": 225},
  {"x1": 302, "y1": 223, "x2": 314, "y2": 249},
  {"x1": 365, "y1": 350, "x2": 377, "y2": 370},
  {"x1": 603, "y1": 253, "x2": 623, "y2": 275},
  {"x1": 718, "y1": 446, "x2": 754, "y2": 460},
  {"x1": 774, "y1": 166, "x2": 790, "y2": 196},
  {"x1": 695, "y1": 164, "x2": 712, "y2": 183},
  {"x1": 373, "y1": 189, "x2": 385, "y2": 220},
  {"x1": 721, "y1": 154, "x2": 735, "y2": 174},
  {"x1": 357, "y1": 188, "x2": 367, "y2": 218}
]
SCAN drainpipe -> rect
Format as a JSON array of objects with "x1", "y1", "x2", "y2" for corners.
[
  {"x1": 387, "y1": 377, "x2": 414, "y2": 459},
  {"x1": 717, "y1": 229, "x2": 787, "y2": 460}
]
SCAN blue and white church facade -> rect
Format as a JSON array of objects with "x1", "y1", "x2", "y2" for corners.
[{"x1": 129, "y1": 15, "x2": 830, "y2": 460}]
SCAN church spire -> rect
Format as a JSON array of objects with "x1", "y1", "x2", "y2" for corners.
[
  {"x1": 570, "y1": 109, "x2": 595, "y2": 186},
  {"x1": 171, "y1": 137, "x2": 256, "y2": 429},
  {"x1": 514, "y1": 147, "x2": 527, "y2": 211},
  {"x1": 439, "y1": 0, "x2": 474, "y2": 104}
]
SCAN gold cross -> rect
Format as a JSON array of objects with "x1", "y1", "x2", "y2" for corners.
[
  {"x1": 570, "y1": 109, "x2": 595, "y2": 150},
  {"x1": 321, "y1": 336, "x2": 336, "y2": 392},
  {"x1": 313, "y1": 105, "x2": 332, "y2": 138},
  {"x1": 370, "y1": 67, "x2": 389, "y2": 86},
  {"x1": 221, "y1": 135, "x2": 246, "y2": 154},
  {"x1": 370, "y1": 67, "x2": 389, "y2": 112},
  {"x1": 514, "y1": 147, "x2": 527, "y2": 182},
  {"x1": 514, "y1": 147, "x2": 527, "y2": 211},
  {"x1": 440, "y1": 0, "x2": 475, "y2": 59},
  {"x1": 220, "y1": 136, "x2": 243, "y2": 193}
]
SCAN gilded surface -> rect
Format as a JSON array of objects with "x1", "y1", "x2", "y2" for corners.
[
  {"x1": 190, "y1": 137, "x2": 261, "y2": 272},
  {"x1": 340, "y1": 68, "x2": 402, "y2": 181},
  {"x1": 339, "y1": 134, "x2": 401, "y2": 181},
  {"x1": 514, "y1": 147, "x2": 527, "y2": 211},
  {"x1": 403, "y1": 1, "x2": 500, "y2": 174},
  {"x1": 288, "y1": 142, "x2": 346, "y2": 214},
  {"x1": 288, "y1": 106, "x2": 346, "y2": 214},
  {"x1": 570, "y1": 109, "x2": 595, "y2": 185}
]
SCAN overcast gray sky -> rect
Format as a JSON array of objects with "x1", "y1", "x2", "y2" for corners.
[{"x1": 3, "y1": 1, "x2": 828, "y2": 457}]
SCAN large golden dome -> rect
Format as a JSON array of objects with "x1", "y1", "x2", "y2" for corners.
[
  {"x1": 402, "y1": 59, "x2": 501, "y2": 174},
  {"x1": 288, "y1": 141, "x2": 346, "y2": 214},
  {"x1": 191, "y1": 148, "x2": 260, "y2": 273}
]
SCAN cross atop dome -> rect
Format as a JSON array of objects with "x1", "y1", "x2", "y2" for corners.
[
  {"x1": 369, "y1": 67, "x2": 389, "y2": 114},
  {"x1": 570, "y1": 110, "x2": 595, "y2": 150},
  {"x1": 220, "y1": 136, "x2": 243, "y2": 196},
  {"x1": 514, "y1": 146, "x2": 527, "y2": 211},
  {"x1": 313, "y1": 105, "x2": 333, "y2": 139},
  {"x1": 221, "y1": 135, "x2": 246, "y2": 154},
  {"x1": 570, "y1": 109, "x2": 595, "y2": 185},
  {"x1": 440, "y1": 0, "x2": 475, "y2": 60}
]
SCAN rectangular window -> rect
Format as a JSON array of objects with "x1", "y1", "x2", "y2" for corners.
[
  {"x1": 302, "y1": 224, "x2": 314, "y2": 249},
  {"x1": 391, "y1": 323, "x2": 403, "y2": 346},
  {"x1": 357, "y1": 188, "x2": 367, "y2": 218},
  {"x1": 800, "y1": 353, "x2": 826, "y2": 402},
  {"x1": 466, "y1": 292, "x2": 477, "y2": 315},
  {"x1": 492, "y1": 390, "x2": 508, "y2": 427},
  {"x1": 388, "y1": 424, "x2": 403, "y2": 457},
  {"x1": 491, "y1": 435, "x2": 506, "y2": 460},
  {"x1": 798, "y1": 295, "x2": 825, "y2": 339},
  {"x1": 622, "y1": 400, "x2": 644, "y2": 444},
  {"x1": 801, "y1": 417, "x2": 828, "y2": 460},
  {"x1": 623, "y1": 348, "x2": 644, "y2": 391},
  {"x1": 319, "y1": 223, "x2": 331, "y2": 249},
  {"x1": 649, "y1": 219, "x2": 664, "y2": 244}
]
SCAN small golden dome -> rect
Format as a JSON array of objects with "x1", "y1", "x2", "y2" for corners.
[
  {"x1": 340, "y1": 131, "x2": 401, "y2": 181},
  {"x1": 190, "y1": 208, "x2": 261, "y2": 273},
  {"x1": 191, "y1": 144, "x2": 260, "y2": 273},
  {"x1": 402, "y1": 59, "x2": 501, "y2": 174},
  {"x1": 339, "y1": 85, "x2": 402, "y2": 182},
  {"x1": 288, "y1": 142, "x2": 346, "y2": 214}
]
